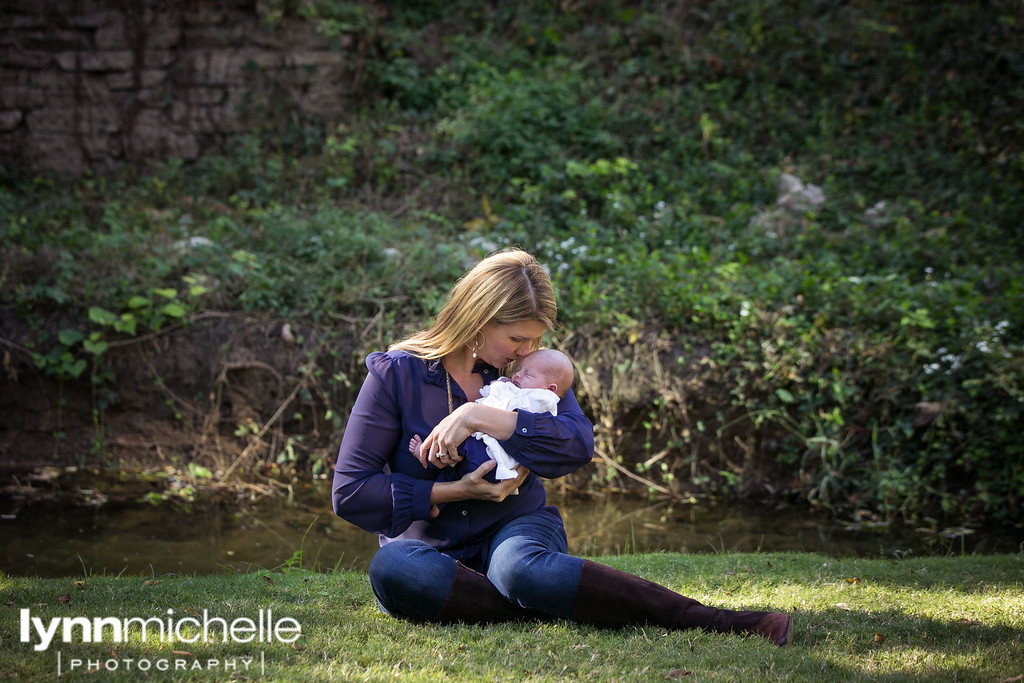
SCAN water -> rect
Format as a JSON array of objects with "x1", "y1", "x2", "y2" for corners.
[{"x1": 1, "y1": 478, "x2": 1019, "y2": 577}]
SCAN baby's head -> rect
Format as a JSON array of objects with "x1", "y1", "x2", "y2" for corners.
[{"x1": 509, "y1": 349, "x2": 575, "y2": 398}]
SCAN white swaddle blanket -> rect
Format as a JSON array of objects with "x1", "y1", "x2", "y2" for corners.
[{"x1": 473, "y1": 380, "x2": 559, "y2": 480}]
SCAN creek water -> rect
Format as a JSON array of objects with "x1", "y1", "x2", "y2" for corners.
[{"x1": 1, "y1": 478, "x2": 1019, "y2": 578}]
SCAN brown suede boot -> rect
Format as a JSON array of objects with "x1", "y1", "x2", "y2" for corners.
[
  {"x1": 434, "y1": 562, "x2": 550, "y2": 625},
  {"x1": 570, "y1": 560, "x2": 793, "y2": 646}
]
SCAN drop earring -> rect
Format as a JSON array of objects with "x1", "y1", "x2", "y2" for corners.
[{"x1": 470, "y1": 335, "x2": 484, "y2": 359}]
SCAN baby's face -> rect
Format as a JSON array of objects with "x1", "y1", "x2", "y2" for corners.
[{"x1": 509, "y1": 360, "x2": 551, "y2": 390}]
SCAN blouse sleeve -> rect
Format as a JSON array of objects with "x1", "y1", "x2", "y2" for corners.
[
  {"x1": 497, "y1": 388, "x2": 594, "y2": 479},
  {"x1": 331, "y1": 354, "x2": 436, "y2": 537}
]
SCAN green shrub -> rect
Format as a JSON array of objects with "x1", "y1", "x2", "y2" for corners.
[{"x1": 2, "y1": 0, "x2": 1022, "y2": 525}]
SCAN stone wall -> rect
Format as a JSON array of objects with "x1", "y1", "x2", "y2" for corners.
[{"x1": 0, "y1": 0, "x2": 357, "y2": 176}]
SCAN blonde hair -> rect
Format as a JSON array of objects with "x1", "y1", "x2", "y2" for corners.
[{"x1": 391, "y1": 249, "x2": 557, "y2": 361}]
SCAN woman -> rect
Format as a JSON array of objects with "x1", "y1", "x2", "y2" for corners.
[{"x1": 332, "y1": 248, "x2": 793, "y2": 646}]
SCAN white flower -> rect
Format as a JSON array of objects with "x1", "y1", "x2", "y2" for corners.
[{"x1": 940, "y1": 354, "x2": 962, "y2": 372}]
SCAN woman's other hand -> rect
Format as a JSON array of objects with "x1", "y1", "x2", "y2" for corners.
[
  {"x1": 458, "y1": 460, "x2": 529, "y2": 502},
  {"x1": 419, "y1": 402, "x2": 519, "y2": 471},
  {"x1": 415, "y1": 420, "x2": 467, "y2": 469},
  {"x1": 417, "y1": 403, "x2": 478, "y2": 468},
  {"x1": 429, "y1": 460, "x2": 530, "y2": 506}
]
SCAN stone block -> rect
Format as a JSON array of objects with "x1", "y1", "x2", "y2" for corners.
[
  {"x1": 182, "y1": 6, "x2": 229, "y2": 27},
  {"x1": 185, "y1": 25, "x2": 250, "y2": 48},
  {"x1": 0, "y1": 84, "x2": 47, "y2": 109},
  {"x1": 106, "y1": 69, "x2": 168, "y2": 91},
  {"x1": 73, "y1": 74, "x2": 122, "y2": 114},
  {"x1": 180, "y1": 48, "x2": 281, "y2": 86},
  {"x1": 294, "y1": 61, "x2": 347, "y2": 86},
  {"x1": 143, "y1": 12, "x2": 183, "y2": 50},
  {"x1": 0, "y1": 110, "x2": 24, "y2": 132},
  {"x1": 55, "y1": 50, "x2": 135, "y2": 72},
  {"x1": 247, "y1": 19, "x2": 303, "y2": 51},
  {"x1": 1, "y1": 29, "x2": 88, "y2": 51},
  {"x1": 130, "y1": 106, "x2": 166, "y2": 137},
  {"x1": 7, "y1": 13, "x2": 50, "y2": 30},
  {"x1": 185, "y1": 86, "x2": 227, "y2": 106},
  {"x1": 286, "y1": 50, "x2": 348, "y2": 70},
  {"x1": 301, "y1": 83, "x2": 349, "y2": 118},
  {"x1": 256, "y1": 17, "x2": 347, "y2": 51},
  {"x1": 81, "y1": 132, "x2": 111, "y2": 160},
  {"x1": 94, "y1": 14, "x2": 127, "y2": 50},
  {"x1": 223, "y1": 85, "x2": 250, "y2": 112},
  {"x1": 1, "y1": 49, "x2": 55, "y2": 69},
  {"x1": 0, "y1": 132, "x2": 22, "y2": 162},
  {"x1": 26, "y1": 105, "x2": 74, "y2": 133},
  {"x1": 170, "y1": 101, "x2": 216, "y2": 135},
  {"x1": 238, "y1": 49, "x2": 286, "y2": 71},
  {"x1": 131, "y1": 107, "x2": 199, "y2": 160},
  {"x1": 26, "y1": 130, "x2": 86, "y2": 175},
  {"x1": 143, "y1": 49, "x2": 176, "y2": 69},
  {"x1": 66, "y1": 9, "x2": 115, "y2": 29},
  {"x1": 78, "y1": 101, "x2": 121, "y2": 136},
  {"x1": 22, "y1": 70, "x2": 77, "y2": 92}
]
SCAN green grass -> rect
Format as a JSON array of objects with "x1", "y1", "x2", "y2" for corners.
[{"x1": 2, "y1": 552, "x2": 1022, "y2": 681}]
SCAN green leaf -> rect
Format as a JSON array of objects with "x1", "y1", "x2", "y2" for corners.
[
  {"x1": 45, "y1": 286, "x2": 70, "y2": 305},
  {"x1": 161, "y1": 302, "x2": 187, "y2": 318},
  {"x1": 114, "y1": 313, "x2": 136, "y2": 335},
  {"x1": 127, "y1": 296, "x2": 152, "y2": 309},
  {"x1": 67, "y1": 358, "x2": 87, "y2": 379},
  {"x1": 154, "y1": 288, "x2": 178, "y2": 300},
  {"x1": 88, "y1": 306, "x2": 118, "y2": 326},
  {"x1": 775, "y1": 388, "x2": 795, "y2": 404},
  {"x1": 83, "y1": 338, "x2": 108, "y2": 356},
  {"x1": 58, "y1": 329, "x2": 85, "y2": 346},
  {"x1": 188, "y1": 462, "x2": 213, "y2": 479}
]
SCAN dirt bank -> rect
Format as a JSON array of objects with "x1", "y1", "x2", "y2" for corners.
[
  {"x1": 1, "y1": 311, "x2": 358, "y2": 478},
  {"x1": 1, "y1": 308, "x2": 792, "y2": 500}
]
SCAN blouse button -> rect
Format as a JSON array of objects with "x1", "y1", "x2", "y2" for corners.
[
  {"x1": 521, "y1": 427, "x2": 528, "y2": 433},
  {"x1": 461, "y1": 510, "x2": 468, "y2": 517}
]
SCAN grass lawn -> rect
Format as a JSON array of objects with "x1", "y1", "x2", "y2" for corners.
[{"x1": 2, "y1": 552, "x2": 1021, "y2": 681}]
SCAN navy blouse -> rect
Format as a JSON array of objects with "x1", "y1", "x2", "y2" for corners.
[{"x1": 331, "y1": 350, "x2": 595, "y2": 565}]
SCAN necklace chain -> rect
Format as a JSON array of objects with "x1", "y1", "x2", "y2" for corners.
[{"x1": 445, "y1": 370, "x2": 453, "y2": 415}]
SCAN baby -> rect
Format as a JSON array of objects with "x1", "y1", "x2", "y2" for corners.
[{"x1": 409, "y1": 348, "x2": 575, "y2": 483}]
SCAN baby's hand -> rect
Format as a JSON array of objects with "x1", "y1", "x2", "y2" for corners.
[{"x1": 409, "y1": 434, "x2": 423, "y2": 455}]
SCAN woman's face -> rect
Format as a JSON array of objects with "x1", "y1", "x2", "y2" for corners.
[{"x1": 479, "y1": 320, "x2": 547, "y2": 369}]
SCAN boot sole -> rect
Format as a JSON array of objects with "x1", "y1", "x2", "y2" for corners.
[{"x1": 778, "y1": 616, "x2": 794, "y2": 647}]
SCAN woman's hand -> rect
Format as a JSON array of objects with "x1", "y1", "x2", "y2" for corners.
[
  {"x1": 430, "y1": 460, "x2": 530, "y2": 506},
  {"x1": 417, "y1": 402, "x2": 519, "y2": 469},
  {"x1": 459, "y1": 460, "x2": 530, "y2": 502},
  {"x1": 416, "y1": 403, "x2": 476, "y2": 469}
]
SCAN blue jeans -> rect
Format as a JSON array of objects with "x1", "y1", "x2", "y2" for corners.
[{"x1": 369, "y1": 510, "x2": 584, "y2": 622}]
